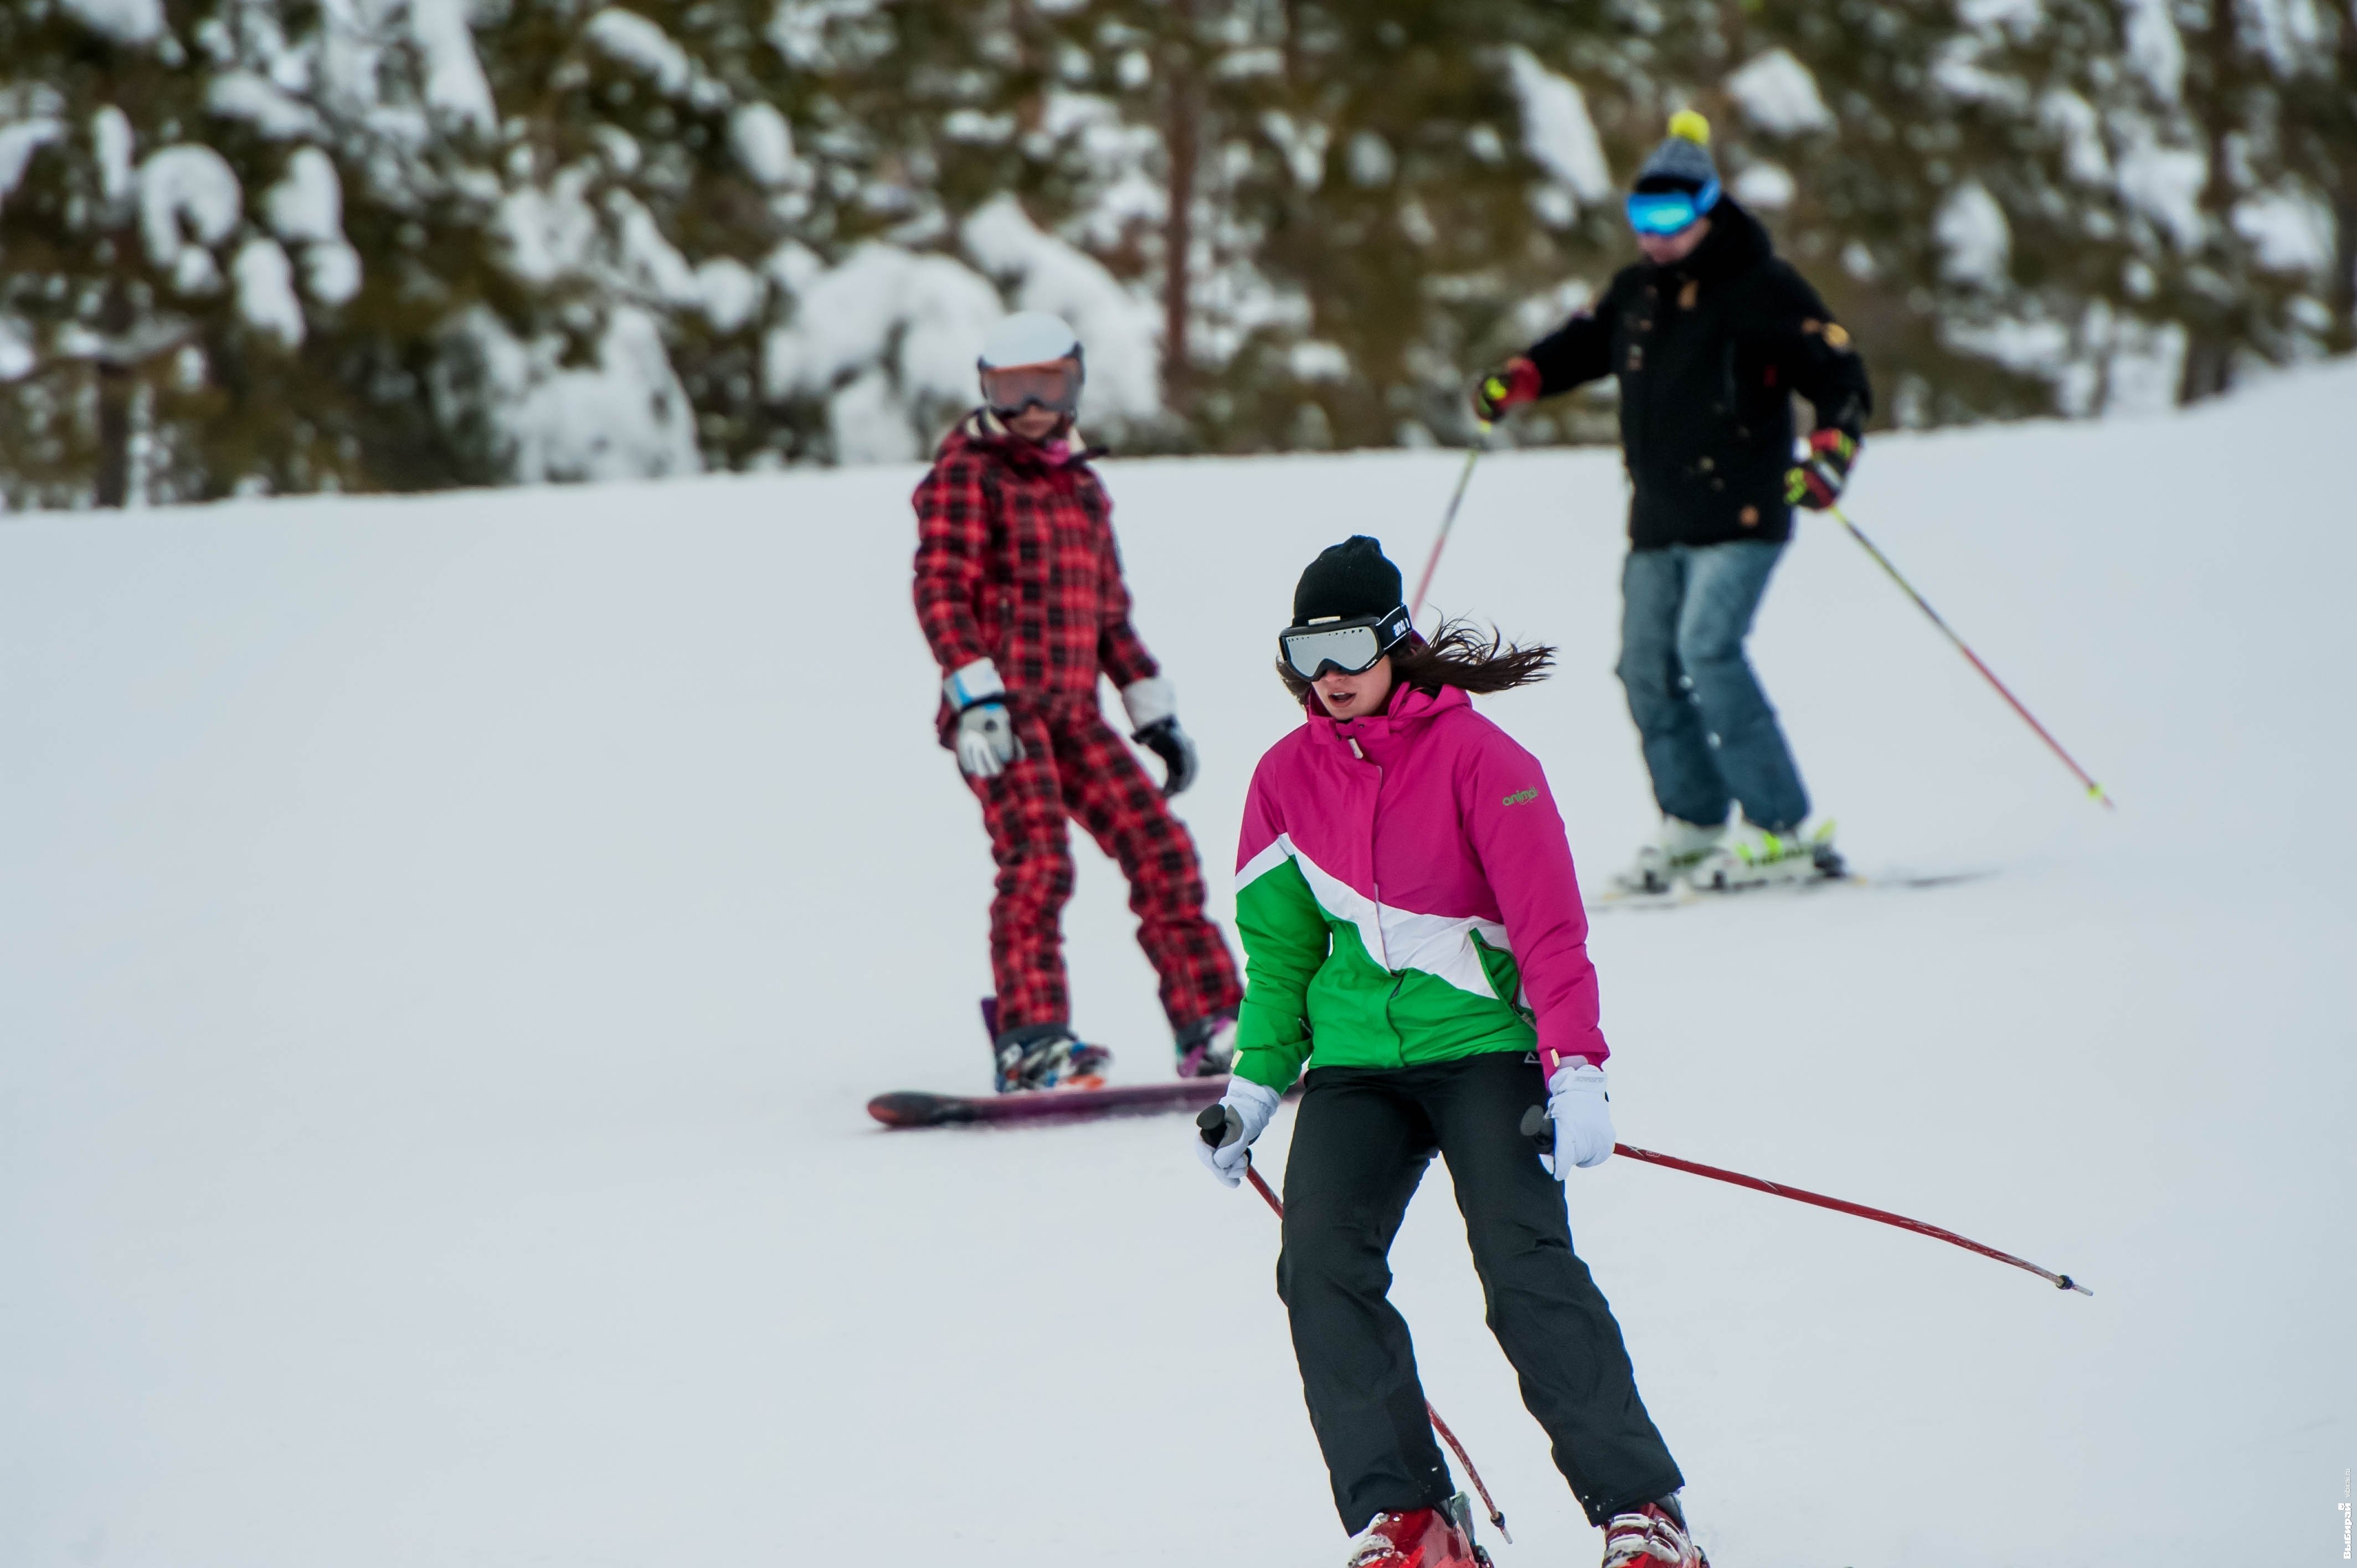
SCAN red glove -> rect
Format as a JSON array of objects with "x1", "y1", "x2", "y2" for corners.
[
  {"x1": 1472, "y1": 357, "x2": 1542, "y2": 421},
  {"x1": 1785, "y1": 428, "x2": 1859, "y2": 510}
]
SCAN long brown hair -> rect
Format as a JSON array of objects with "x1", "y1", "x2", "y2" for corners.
[{"x1": 1277, "y1": 617, "x2": 1556, "y2": 705}]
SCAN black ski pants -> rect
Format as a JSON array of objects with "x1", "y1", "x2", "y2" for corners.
[{"x1": 1276, "y1": 1053, "x2": 1684, "y2": 1533}]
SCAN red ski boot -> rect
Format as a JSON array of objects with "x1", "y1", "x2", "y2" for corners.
[
  {"x1": 1599, "y1": 1496, "x2": 1706, "y2": 1568},
  {"x1": 1344, "y1": 1503, "x2": 1484, "y2": 1568}
]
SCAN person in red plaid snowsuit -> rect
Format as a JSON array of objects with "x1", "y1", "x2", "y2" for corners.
[{"x1": 912, "y1": 312, "x2": 1242, "y2": 1094}]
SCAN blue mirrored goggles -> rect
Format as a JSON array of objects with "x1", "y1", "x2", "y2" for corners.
[{"x1": 1625, "y1": 178, "x2": 1720, "y2": 236}]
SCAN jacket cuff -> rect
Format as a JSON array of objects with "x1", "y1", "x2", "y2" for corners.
[
  {"x1": 1222, "y1": 1077, "x2": 1284, "y2": 1117},
  {"x1": 1537, "y1": 1020, "x2": 1609, "y2": 1077},
  {"x1": 1547, "y1": 1060, "x2": 1606, "y2": 1095},
  {"x1": 943, "y1": 658, "x2": 1005, "y2": 710},
  {"x1": 1120, "y1": 675, "x2": 1177, "y2": 733},
  {"x1": 1231, "y1": 1049, "x2": 1301, "y2": 1093}
]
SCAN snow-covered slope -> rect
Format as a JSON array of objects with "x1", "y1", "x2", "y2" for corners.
[{"x1": 5, "y1": 369, "x2": 2353, "y2": 1567}]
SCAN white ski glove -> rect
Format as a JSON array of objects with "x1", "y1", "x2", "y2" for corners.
[
  {"x1": 955, "y1": 705, "x2": 1022, "y2": 778},
  {"x1": 1196, "y1": 1077, "x2": 1283, "y2": 1188},
  {"x1": 1547, "y1": 1061, "x2": 1614, "y2": 1175},
  {"x1": 945, "y1": 658, "x2": 1023, "y2": 780}
]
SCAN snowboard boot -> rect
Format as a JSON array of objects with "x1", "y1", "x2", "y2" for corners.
[
  {"x1": 1599, "y1": 1495, "x2": 1706, "y2": 1568},
  {"x1": 1344, "y1": 1500, "x2": 1485, "y2": 1568},
  {"x1": 1174, "y1": 1012, "x2": 1237, "y2": 1078},
  {"x1": 991, "y1": 1024, "x2": 1111, "y2": 1094},
  {"x1": 1610, "y1": 815, "x2": 1727, "y2": 895},
  {"x1": 1684, "y1": 818, "x2": 1843, "y2": 892}
]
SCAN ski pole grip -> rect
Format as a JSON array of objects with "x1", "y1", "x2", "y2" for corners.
[
  {"x1": 1196, "y1": 1103, "x2": 1228, "y2": 1148},
  {"x1": 1519, "y1": 1105, "x2": 1553, "y2": 1154}
]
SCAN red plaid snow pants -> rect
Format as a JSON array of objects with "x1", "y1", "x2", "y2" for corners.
[{"x1": 969, "y1": 697, "x2": 1241, "y2": 1038}]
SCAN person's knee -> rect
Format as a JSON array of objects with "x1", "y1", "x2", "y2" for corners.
[
  {"x1": 1278, "y1": 1219, "x2": 1393, "y2": 1301},
  {"x1": 1678, "y1": 604, "x2": 1753, "y2": 664},
  {"x1": 1121, "y1": 815, "x2": 1195, "y2": 881},
  {"x1": 995, "y1": 842, "x2": 1074, "y2": 901},
  {"x1": 1113, "y1": 843, "x2": 1206, "y2": 921},
  {"x1": 1673, "y1": 622, "x2": 1747, "y2": 679},
  {"x1": 1618, "y1": 662, "x2": 1694, "y2": 738},
  {"x1": 1466, "y1": 1217, "x2": 1573, "y2": 1283},
  {"x1": 992, "y1": 791, "x2": 1069, "y2": 847},
  {"x1": 1615, "y1": 643, "x2": 1681, "y2": 704},
  {"x1": 1468, "y1": 1230, "x2": 1597, "y2": 1337}
]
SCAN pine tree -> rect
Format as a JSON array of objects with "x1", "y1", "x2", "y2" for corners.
[
  {"x1": 1, "y1": 2, "x2": 223, "y2": 507},
  {"x1": 0, "y1": 0, "x2": 514, "y2": 504},
  {"x1": 1194, "y1": 0, "x2": 1603, "y2": 451},
  {"x1": 460, "y1": 0, "x2": 814, "y2": 475},
  {"x1": 2282, "y1": 0, "x2": 2357, "y2": 352},
  {"x1": 5, "y1": 0, "x2": 2355, "y2": 504}
]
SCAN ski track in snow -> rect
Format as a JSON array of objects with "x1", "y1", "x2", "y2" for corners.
[{"x1": 5, "y1": 367, "x2": 2355, "y2": 1566}]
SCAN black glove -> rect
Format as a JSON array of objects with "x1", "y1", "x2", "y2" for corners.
[{"x1": 1132, "y1": 717, "x2": 1198, "y2": 797}]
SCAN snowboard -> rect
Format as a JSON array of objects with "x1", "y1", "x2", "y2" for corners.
[
  {"x1": 869, "y1": 996, "x2": 1241, "y2": 1129},
  {"x1": 1589, "y1": 868, "x2": 1996, "y2": 914},
  {"x1": 868, "y1": 1076, "x2": 1233, "y2": 1129}
]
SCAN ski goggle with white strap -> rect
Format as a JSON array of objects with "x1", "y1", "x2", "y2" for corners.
[
  {"x1": 979, "y1": 358, "x2": 1083, "y2": 417},
  {"x1": 1624, "y1": 177, "x2": 1721, "y2": 236},
  {"x1": 1279, "y1": 605, "x2": 1414, "y2": 680}
]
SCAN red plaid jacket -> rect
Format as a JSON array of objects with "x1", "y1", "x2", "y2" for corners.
[{"x1": 912, "y1": 412, "x2": 1159, "y2": 731}]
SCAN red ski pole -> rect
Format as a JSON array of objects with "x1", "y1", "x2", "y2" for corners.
[
  {"x1": 1200, "y1": 1110, "x2": 1513, "y2": 1542},
  {"x1": 1513, "y1": 1110, "x2": 2091, "y2": 1294},
  {"x1": 1406, "y1": 425, "x2": 1489, "y2": 623},
  {"x1": 1830, "y1": 504, "x2": 2113, "y2": 812},
  {"x1": 1610, "y1": 1142, "x2": 2091, "y2": 1293}
]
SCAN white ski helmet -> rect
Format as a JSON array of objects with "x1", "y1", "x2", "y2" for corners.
[{"x1": 977, "y1": 311, "x2": 1082, "y2": 372}]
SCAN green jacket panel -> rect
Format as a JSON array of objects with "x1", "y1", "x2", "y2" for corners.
[{"x1": 1231, "y1": 854, "x2": 1537, "y2": 1091}]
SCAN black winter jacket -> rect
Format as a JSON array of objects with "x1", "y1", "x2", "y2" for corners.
[{"x1": 1525, "y1": 199, "x2": 1871, "y2": 550}]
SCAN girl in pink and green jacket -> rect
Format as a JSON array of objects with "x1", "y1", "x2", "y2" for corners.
[{"x1": 1195, "y1": 537, "x2": 1702, "y2": 1568}]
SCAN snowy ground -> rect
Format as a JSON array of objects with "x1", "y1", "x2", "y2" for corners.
[{"x1": 6, "y1": 367, "x2": 2354, "y2": 1567}]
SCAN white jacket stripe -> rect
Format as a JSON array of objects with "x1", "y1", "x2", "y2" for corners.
[{"x1": 1236, "y1": 834, "x2": 1510, "y2": 1001}]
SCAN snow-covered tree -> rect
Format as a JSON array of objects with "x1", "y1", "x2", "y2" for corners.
[
  {"x1": 450, "y1": 0, "x2": 807, "y2": 478},
  {"x1": 4, "y1": 0, "x2": 2355, "y2": 506},
  {"x1": 1, "y1": 0, "x2": 513, "y2": 503},
  {"x1": 749, "y1": 0, "x2": 1169, "y2": 459},
  {"x1": 1193, "y1": 1, "x2": 1609, "y2": 451}
]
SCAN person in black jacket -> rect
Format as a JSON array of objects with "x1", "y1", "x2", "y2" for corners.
[{"x1": 1477, "y1": 112, "x2": 1872, "y2": 894}]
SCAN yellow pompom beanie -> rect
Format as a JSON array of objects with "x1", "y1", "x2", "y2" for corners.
[{"x1": 1634, "y1": 110, "x2": 1719, "y2": 195}]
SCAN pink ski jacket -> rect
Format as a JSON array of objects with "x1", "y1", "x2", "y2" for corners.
[{"x1": 1229, "y1": 683, "x2": 1608, "y2": 1092}]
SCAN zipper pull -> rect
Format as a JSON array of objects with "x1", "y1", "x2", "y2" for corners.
[{"x1": 1348, "y1": 738, "x2": 1365, "y2": 760}]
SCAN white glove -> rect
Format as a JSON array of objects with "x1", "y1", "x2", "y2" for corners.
[
  {"x1": 1196, "y1": 1078, "x2": 1283, "y2": 1188},
  {"x1": 954, "y1": 704, "x2": 1022, "y2": 778},
  {"x1": 1547, "y1": 1061, "x2": 1614, "y2": 1175},
  {"x1": 945, "y1": 658, "x2": 1023, "y2": 780}
]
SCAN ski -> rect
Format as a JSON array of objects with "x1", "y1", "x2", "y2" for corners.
[
  {"x1": 868, "y1": 1076, "x2": 1236, "y2": 1129},
  {"x1": 1590, "y1": 868, "x2": 1996, "y2": 914}
]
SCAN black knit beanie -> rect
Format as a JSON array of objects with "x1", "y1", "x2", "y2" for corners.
[{"x1": 1293, "y1": 536, "x2": 1403, "y2": 624}]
